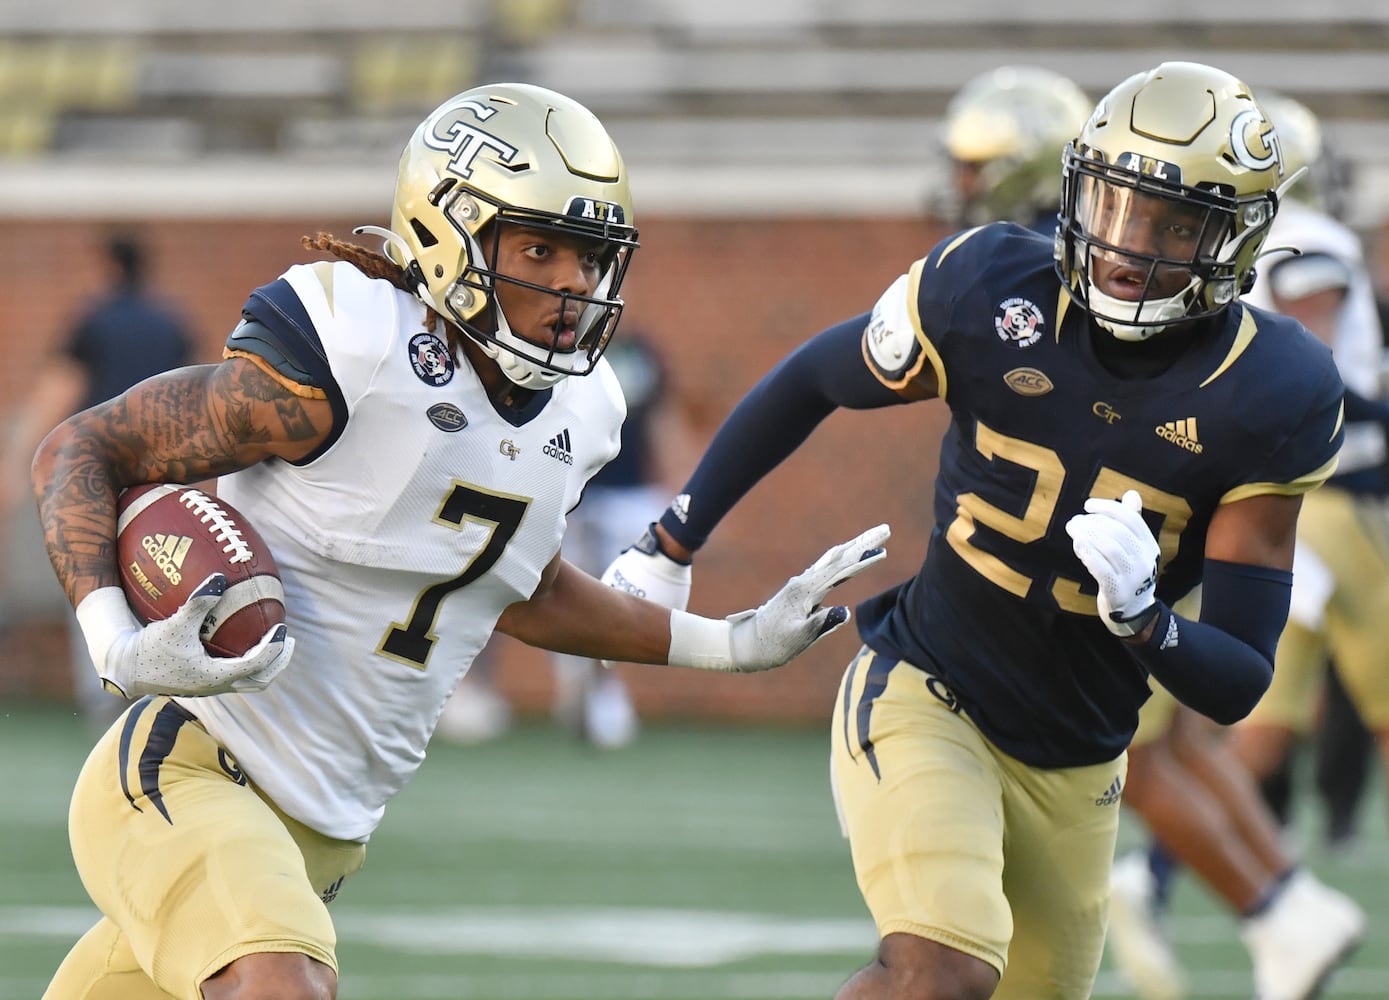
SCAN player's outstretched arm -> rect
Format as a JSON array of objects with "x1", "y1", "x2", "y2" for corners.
[
  {"x1": 679, "y1": 522, "x2": 890, "y2": 672},
  {"x1": 499, "y1": 524, "x2": 890, "y2": 672},
  {"x1": 596, "y1": 315, "x2": 913, "y2": 617}
]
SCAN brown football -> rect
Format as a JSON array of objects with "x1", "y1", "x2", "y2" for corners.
[{"x1": 116, "y1": 484, "x2": 285, "y2": 657}]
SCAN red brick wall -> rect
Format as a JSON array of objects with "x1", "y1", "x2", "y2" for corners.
[{"x1": 0, "y1": 214, "x2": 953, "y2": 724}]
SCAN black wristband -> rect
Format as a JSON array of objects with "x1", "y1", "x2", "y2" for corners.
[
  {"x1": 635, "y1": 522, "x2": 692, "y2": 566},
  {"x1": 1111, "y1": 600, "x2": 1162, "y2": 639}
]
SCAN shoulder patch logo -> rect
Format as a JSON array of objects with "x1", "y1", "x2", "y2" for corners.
[
  {"x1": 1003, "y1": 367, "x2": 1053, "y2": 396},
  {"x1": 426, "y1": 402, "x2": 468, "y2": 432},
  {"x1": 408, "y1": 332, "x2": 455, "y2": 386},
  {"x1": 994, "y1": 297, "x2": 1045, "y2": 348}
]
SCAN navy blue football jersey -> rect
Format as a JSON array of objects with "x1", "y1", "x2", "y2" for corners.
[{"x1": 857, "y1": 222, "x2": 1344, "y2": 768}]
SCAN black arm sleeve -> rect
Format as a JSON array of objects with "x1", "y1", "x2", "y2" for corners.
[
  {"x1": 658, "y1": 314, "x2": 906, "y2": 551},
  {"x1": 1127, "y1": 558, "x2": 1290, "y2": 724},
  {"x1": 1342, "y1": 385, "x2": 1389, "y2": 425}
]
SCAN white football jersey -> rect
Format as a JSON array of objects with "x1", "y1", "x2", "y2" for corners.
[
  {"x1": 1247, "y1": 200, "x2": 1387, "y2": 473},
  {"x1": 177, "y1": 261, "x2": 624, "y2": 841}
]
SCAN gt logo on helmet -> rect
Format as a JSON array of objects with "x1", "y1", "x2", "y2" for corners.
[
  {"x1": 425, "y1": 102, "x2": 520, "y2": 180},
  {"x1": 1229, "y1": 108, "x2": 1283, "y2": 173}
]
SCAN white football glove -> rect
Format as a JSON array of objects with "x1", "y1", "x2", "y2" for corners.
[
  {"x1": 600, "y1": 523, "x2": 692, "y2": 611},
  {"x1": 76, "y1": 574, "x2": 295, "y2": 699},
  {"x1": 1065, "y1": 489, "x2": 1161, "y2": 637},
  {"x1": 668, "y1": 523, "x2": 890, "y2": 672}
]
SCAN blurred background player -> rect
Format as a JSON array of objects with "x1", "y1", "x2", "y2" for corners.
[
  {"x1": 936, "y1": 64, "x2": 1092, "y2": 233},
  {"x1": 1228, "y1": 92, "x2": 1389, "y2": 851},
  {"x1": 436, "y1": 327, "x2": 694, "y2": 747},
  {"x1": 1104, "y1": 618, "x2": 1363, "y2": 1000},
  {"x1": 934, "y1": 66, "x2": 1364, "y2": 1000},
  {"x1": 0, "y1": 232, "x2": 193, "y2": 730}
]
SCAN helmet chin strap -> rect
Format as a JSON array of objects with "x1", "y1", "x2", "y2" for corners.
[
  {"x1": 473, "y1": 308, "x2": 569, "y2": 390},
  {"x1": 1086, "y1": 279, "x2": 1198, "y2": 342},
  {"x1": 469, "y1": 262, "x2": 623, "y2": 389},
  {"x1": 355, "y1": 223, "x2": 613, "y2": 390}
]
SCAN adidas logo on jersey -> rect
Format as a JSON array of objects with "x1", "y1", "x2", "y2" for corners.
[
  {"x1": 544, "y1": 428, "x2": 575, "y2": 465},
  {"x1": 141, "y1": 533, "x2": 194, "y2": 586},
  {"x1": 1155, "y1": 418, "x2": 1203, "y2": 454},
  {"x1": 1094, "y1": 776, "x2": 1124, "y2": 807}
]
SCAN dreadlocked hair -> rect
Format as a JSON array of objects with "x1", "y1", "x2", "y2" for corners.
[{"x1": 301, "y1": 233, "x2": 464, "y2": 355}]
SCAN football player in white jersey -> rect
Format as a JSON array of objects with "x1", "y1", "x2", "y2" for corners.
[
  {"x1": 1230, "y1": 93, "x2": 1389, "y2": 840},
  {"x1": 33, "y1": 83, "x2": 889, "y2": 1000}
]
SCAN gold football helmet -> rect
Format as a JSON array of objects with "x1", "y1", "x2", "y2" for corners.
[
  {"x1": 944, "y1": 66, "x2": 1092, "y2": 226},
  {"x1": 1056, "y1": 62, "x2": 1293, "y2": 341},
  {"x1": 360, "y1": 82, "x2": 639, "y2": 388}
]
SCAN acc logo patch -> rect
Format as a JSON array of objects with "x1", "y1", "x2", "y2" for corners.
[
  {"x1": 408, "y1": 332, "x2": 455, "y2": 386},
  {"x1": 1003, "y1": 367, "x2": 1053, "y2": 396},
  {"x1": 426, "y1": 402, "x2": 468, "y2": 432},
  {"x1": 994, "y1": 298, "x2": 1045, "y2": 348}
]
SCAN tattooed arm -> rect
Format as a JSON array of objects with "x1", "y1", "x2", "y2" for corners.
[{"x1": 31, "y1": 357, "x2": 333, "y2": 608}]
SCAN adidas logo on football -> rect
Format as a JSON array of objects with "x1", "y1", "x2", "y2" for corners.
[
  {"x1": 1094, "y1": 776, "x2": 1124, "y2": 807},
  {"x1": 544, "y1": 428, "x2": 575, "y2": 465},
  {"x1": 1155, "y1": 417, "x2": 1203, "y2": 454},
  {"x1": 141, "y1": 533, "x2": 194, "y2": 586}
]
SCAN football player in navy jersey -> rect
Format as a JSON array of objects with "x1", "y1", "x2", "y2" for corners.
[
  {"x1": 31, "y1": 84, "x2": 888, "y2": 1000},
  {"x1": 603, "y1": 62, "x2": 1350, "y2": 1000},
  {"x1": 941, "y1": 82, "x2": 1361, "y2": 999}
]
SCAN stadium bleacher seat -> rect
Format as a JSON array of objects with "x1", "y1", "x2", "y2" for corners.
[{"x1": 0, "y1": 0, "x2": 1384, "y2": 221}]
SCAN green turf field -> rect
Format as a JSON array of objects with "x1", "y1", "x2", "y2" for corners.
[{"x1": 1, "y1": 701, "x2": 1385, "y2": 999}]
